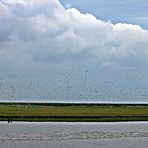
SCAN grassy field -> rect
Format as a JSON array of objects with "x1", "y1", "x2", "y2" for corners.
[{"x1": 0, "y1": 103, "x2": 148, "y2": 122}]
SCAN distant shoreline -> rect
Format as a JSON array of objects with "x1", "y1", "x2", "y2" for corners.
[
  {"x1": 0, "y1": 102, "x2": 148, "y2": 106},
  {"x1": 0, "y1": 102, "x2": 148, "y2": 122}
]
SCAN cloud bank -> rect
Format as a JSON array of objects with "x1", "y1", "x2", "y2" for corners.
[{"x1": 0, "y1": 0, "x2": 148, "y2": 74}]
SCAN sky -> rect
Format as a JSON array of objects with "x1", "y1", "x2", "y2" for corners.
[
  {"x1": 0, "y1": 0, "x2": 148, "y2": 103},
  {"x1": 61, "y1": 0, "x2": 148, "y2": 29}
]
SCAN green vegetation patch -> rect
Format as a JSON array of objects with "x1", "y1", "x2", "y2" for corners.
[{"x1": 0, "y1": 103, "x2": 148, "y2": 122}]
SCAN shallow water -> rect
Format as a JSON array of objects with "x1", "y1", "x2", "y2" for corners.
[{"x1": 0, "y1": 122, "x2": 148, "y2": 148}]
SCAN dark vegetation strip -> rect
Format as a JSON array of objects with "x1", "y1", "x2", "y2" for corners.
[
  {"x1": 1, "y1": 116, "x2": 148, "y2": 118},
  {"x1": 1, "y1": 117, "x2": 148, "y2": 122},
  {"x1": 0, "y1": 102, "x2": 148, "y2": 107}
]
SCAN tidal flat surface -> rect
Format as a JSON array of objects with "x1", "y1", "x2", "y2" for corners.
[{"x1": 0, "y1": 122, "x2": 148, "y2": 148}]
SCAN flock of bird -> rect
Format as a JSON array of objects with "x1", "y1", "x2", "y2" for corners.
[{"x1": 0, "y1": 66, "x2": 147, "y2": 102}]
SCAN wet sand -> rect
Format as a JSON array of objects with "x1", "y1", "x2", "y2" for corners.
[{"x1": 0, "y1": 122, "x2": 148, "y2": 148}]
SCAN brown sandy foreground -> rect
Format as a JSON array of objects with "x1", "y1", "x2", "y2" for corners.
[{"x1": 0, "y1": 103, "x2": 148, "y2": 122}]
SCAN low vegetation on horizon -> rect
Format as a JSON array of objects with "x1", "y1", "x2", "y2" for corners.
[{"x1": 0, "y1": 103, "x2": 148, "y2": 122}]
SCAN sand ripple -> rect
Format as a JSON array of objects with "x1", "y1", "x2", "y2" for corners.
[{"x1": 0, "y1": 131, "x2": 148, "y2": 141}]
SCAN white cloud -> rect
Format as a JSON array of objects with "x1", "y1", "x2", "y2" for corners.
[{"x1": 0, "y1": 0, "x2": 148, "y2": 74}]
